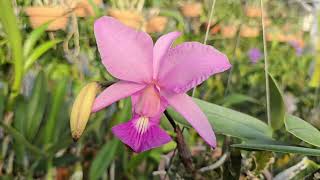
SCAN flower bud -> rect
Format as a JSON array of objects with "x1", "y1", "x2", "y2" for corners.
[{"x1": 70, "y1": 82, "x2": 100, "y2": 141}]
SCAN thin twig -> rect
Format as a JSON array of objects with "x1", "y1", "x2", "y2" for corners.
[
  {"x1": 199, "y1": 152, "x2": 229, "y2": 172},
  {"x1": 164, "y1": 110, "x2": 176, "y2": 129},
  {"x1": 192, "y1": 0, "x2": 216, "y2": 97},
  {"x1": 164, "y1": 110, "x2": 192, "y2": 177},
  {"x1": 175, "y1": 126, "x2": 195, "y2": 173},
  {"x1": 203, "y1": 0, "x2": 216, "y2": 46},
  {"x1": 260, "y1": 0, "x2": 271, "y2": 126},
  {"x1": 164, "y1": 110, "x2": 185, "y2": 179}
]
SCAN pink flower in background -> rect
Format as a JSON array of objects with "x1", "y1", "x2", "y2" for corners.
[
  {"x1": 248, "y1": 48, "x2": 262, "y2": 63},
  {"x1": 288, "y1": 41, "x2": 303, "y2": 57},
  {"x1": 92, "y1": 16, "x2": 231, "y2": 152}
]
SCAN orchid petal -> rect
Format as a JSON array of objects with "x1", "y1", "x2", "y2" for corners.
[
  {"x1": 94, "y1": 16, "x2": 153, "y2": 83},
  {"x1": 92, "y1": 81, "x2": 146, "y2": 112},
  {"x1": 153, "y1": 31, "x2": 181, "y2": 79},
  {"x1": 112, "y1": 115, "x2": 172, "y2": 152},
  {"x1": 159, "y1": 42, "x2": 231, "y2": 93},
  {"x1": 163, "y1": 92, "x2": 216, "y2": 148}
]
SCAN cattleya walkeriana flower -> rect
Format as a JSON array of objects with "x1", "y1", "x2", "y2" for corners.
[{"x1": 92, "y1": 16, "x2": 231, "y2": 152}]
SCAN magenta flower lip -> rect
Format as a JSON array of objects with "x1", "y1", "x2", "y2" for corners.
[{"x1": 92, "y1": 16, "x2": 231, "y2": 152}]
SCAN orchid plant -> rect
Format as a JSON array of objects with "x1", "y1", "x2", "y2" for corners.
[{"x1": 92, "y1": 16, "x2": 231, "y2": 152}]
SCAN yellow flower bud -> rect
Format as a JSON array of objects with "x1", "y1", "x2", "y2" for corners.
[{"x1": 70, "y1": 82, "x2": 100, "y2": 141}]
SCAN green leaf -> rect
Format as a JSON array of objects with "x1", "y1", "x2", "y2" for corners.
[
  {"x1": 216, "y1": 93, "x2": 260, "y2": 107},
  {"x1": 0, "y1": 0, "x2": 23, "y2": 98},
  {"x1": 0, "y1": 122, "x2": 45, "y2": 156},
  {"x1": 24, "y1": 39, "x2": 62, "y2": 71},
  {"x1": 13, "y1": 96, "x2": 27, "y2": 135},
  {"x1": 89, "y1": 139, "x2": 120, "y2": 180},
  {"x1": 232, "y1": 143, "x2": 320, "y2": 156},
  {"x1": 285, "y1": 115, "x2": 320, "y2": 148},
  {"x1": 26, "y1": 72, "x2": 47, "y2": 141},
  {"x1": 13, "y1": 96, "x2": 27, "y2": 164},
  {"x1": 268, "y1": 72, "x2": 285, "y2": 130},
  {"x1": 43, "y1": 79, "x2": 68, "y2": 145},
  {"x1": 23, "y1": 22, "x2": 49, "y2": 57},
  {"x1": 168, "y1": 98, "x2": 273, "y2": 141}
]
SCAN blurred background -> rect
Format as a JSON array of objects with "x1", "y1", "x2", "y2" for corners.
[{"x1": 0, "y1": 0, "x2": 320, "y2": 179}]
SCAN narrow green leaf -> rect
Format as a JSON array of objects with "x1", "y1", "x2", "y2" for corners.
[
  {"x1": 26, "y1": 72, "x2": 47, "y2": 141},
  {"x1": 168, "y1": 98, "x2": 273, "y2": 141},
  {"x1": 0, "y1": 122, "x2": 45, "y2": 156},
  {"x1": 285, "y1": 115, "x2": 320, "y2": 148},
  {"x1": 89, "y1": 139, "x2": 120, "y2": 180},
  {"x1": 43, "y1": 79, "x2": 68, "y2": 145},
  {"x1": 24, "y1": 39, "x2": 62, "y2": 71},
  {"x1": 13, "y1": 96, "x2": 27, "y2": 135},
  {"x1": 268, "y1": 72, "x2": 285, "y2": 130},
  {"x1": 216, "y1": 93, "x2": 260, "y2": 107},
  {"x1": 0, "y1": 0, "x2": 23, "y2": 98},
  {"x1": 13, "y1": 96, "x2": 27, "y2": 164},
  {"x1": 53, "y1": 102, "x2": 70, "y2": 144},
  {"x1": 232, "y1": 143, "x2": 320, "y2": 156},
  {"x1": 23, "y1": 22, "x2": 49, "y2": 57}
]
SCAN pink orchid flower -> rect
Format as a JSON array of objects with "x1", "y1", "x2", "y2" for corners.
[{"x1": 92, "y1": 16, "x2": 231, "y2": 152}]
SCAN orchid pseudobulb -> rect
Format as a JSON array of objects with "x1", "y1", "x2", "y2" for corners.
[{"x1": 92, "y1": 16, "x2": 231, "y2": 152}]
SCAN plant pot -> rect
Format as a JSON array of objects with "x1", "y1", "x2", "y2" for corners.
[
  {"x1": 146, "y1": 16, "x2": 168, "y2": 33},
  {"x1": 108, "y1": 9, "x2": 144, "y2": 29},
  {"x1": 181, "y1": 2, "x2": 202, "y2": 18},
  {"x1": 240, "y1": 26, "x2": 259, "y2": 38},
  {"x1": 221, "y1": 25, "x2": 237, "y2": 38},
  {"x1": 75, "y1": 0, "x2": 102, "y2": 17},
  {"x1": 245, "y1": 6, "x2": 262, "y2": 18},
  {"x1": 25, "y1": 6, "x2": 70, "y2": 31}
]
